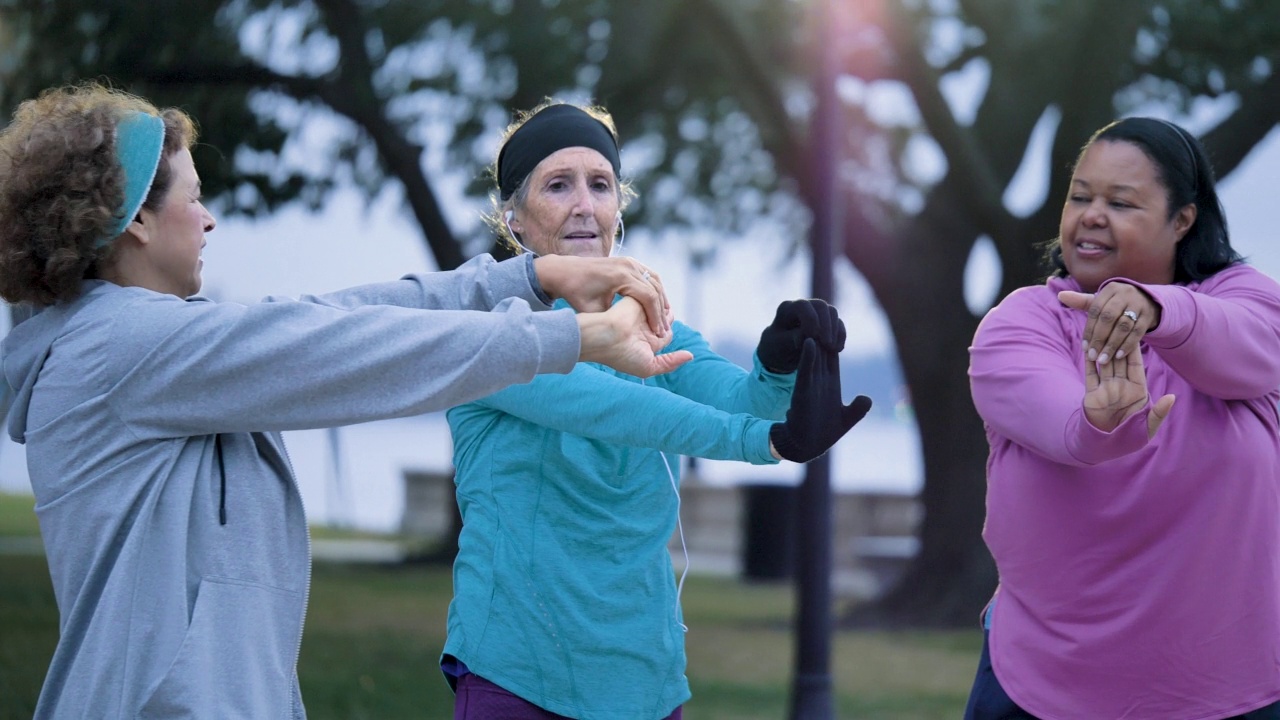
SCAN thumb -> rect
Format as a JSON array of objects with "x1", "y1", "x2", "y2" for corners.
[
  {"x1": 649, "y1": 350, "x2": 694, "y2": 377},
  {"x1": 1057, "y1": 290, "x2": 1094, "y2": 311},
  {"x1": 1146, "y1": 394, "x2": 1176, "y2": 439},
  {"x1": 840, "y1": 395, "x2": 873, "y2": 430}
]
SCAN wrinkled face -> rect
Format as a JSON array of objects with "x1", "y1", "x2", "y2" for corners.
[
  {"x1": 138, "y1": 148, "x2": 216, "y2": 298},
  {"x1": 1059, "y1": 140, "x2": 1195, "y2": 293},
  {"x1": 510, "y1": 147, "x2": 619, "y2": 258}
]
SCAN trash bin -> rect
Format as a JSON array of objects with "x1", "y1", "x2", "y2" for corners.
[{"x1": 741, "y1": 483, "x2": 797, "y2": 581}]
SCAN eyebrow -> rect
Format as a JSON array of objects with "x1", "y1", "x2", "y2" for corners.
[{"x1": 1072, "y1": 178, "x2": 1140, "y2": 194}]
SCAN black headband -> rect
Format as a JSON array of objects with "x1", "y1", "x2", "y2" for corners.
[
  {"x1": 497, "y1": 104, "x2": 621, "y2": 200},
  {"x1": 1152, "y1": 118, "x2": 1199, "y2": 184}
]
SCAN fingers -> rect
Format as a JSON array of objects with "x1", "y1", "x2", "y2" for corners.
[
  {"x1": 841, "y1": 395, "x2": 873, "y2": 429},
  {"x1": 795, "y1": 337, "x2": 819, "y2": 392},
  {"x1": 794, "y1": 300, "x2": 822, "y2": 341},
  {"x1": 1147, "y1": 394, "x2": 1176, "y2": 439},
  {"x1": 1067, "y1": 283, "x2": 1155, "y2": 365},
  {"x1": 629, "y1": 262, "x2": 669, "y2": 338},
  {"x1": 646, "y1": 350, "x2": 694, "y2": 377},
  {"x1": 1084, "y1": 340, "x2": 1101, "y2": 392},
  {"x1": 1057, "y1": 290, "x2": 1093, "y2": 311},
  {"x1": 832, "y1": 307, "x2": 847, "y2": 352}
]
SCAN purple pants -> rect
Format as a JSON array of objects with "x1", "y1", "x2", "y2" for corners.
[{"x1": 454, "y1": 672, "x2": 684, "y2": 720}]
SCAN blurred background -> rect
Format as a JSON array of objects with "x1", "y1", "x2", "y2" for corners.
[{"x1": 2, "y1": 1, "x2": 1279, "y2": 717}]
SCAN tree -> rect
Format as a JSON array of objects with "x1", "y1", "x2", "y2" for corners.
[{"x1": 4, "y1": 0, "x2": 1279, "y2": 626}]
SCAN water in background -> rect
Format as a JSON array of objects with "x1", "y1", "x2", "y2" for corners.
[{"x1": 0, "y1": 413, "x2": 921, "y2": 533}]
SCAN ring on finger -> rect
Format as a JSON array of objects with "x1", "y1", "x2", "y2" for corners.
[
  {"x1": 1122, "y1": 309, "x2": 1139, "y2": 323},
  {"x1": 641, "y1": 269, "x2": 651, "y2": 283}
]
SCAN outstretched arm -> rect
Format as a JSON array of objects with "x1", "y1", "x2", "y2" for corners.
[{"x1": 1059, "y1": 264, "x2": 1280, "y2": 400}]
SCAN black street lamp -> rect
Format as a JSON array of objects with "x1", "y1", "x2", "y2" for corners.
[{"x1": 789, "y1": 0, "x2": 843, "y2": 717}]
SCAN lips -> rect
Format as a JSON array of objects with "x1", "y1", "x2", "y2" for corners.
[{"x1": 1073, "y1": 238, "x2": 1112, "y2": 258}]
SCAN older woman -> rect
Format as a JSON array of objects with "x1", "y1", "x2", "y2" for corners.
[
  {"x1": 966, "y1": 117, "x2": 1280, "y2": 719},
  {"x1": 0, "y1": 83, "x2": 688, "y2": 719},
  {"x1": 442, "y1": 101, "x2": 872, "y2": 719}
]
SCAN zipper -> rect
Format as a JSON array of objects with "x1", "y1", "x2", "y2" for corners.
[{"x1": 279, "y1": 433, "x2": 311, "y2": 718}]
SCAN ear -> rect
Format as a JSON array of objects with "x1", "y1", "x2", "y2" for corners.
[
  {"x1": 122, "y1": 215, "x2": 150, "y2": 245},
  {"x1": 1173, "y1": 203, "x2": 1197, "y2": 242}
]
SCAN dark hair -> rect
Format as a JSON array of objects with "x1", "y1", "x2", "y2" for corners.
[
  {"x1": 1044, "y1": 116, "x2": 1240, "y2": 284},
  {"x1": 0, "y1": 83, "x2": 197, "y2": 306},
  {"x1": 483, "y1": 99, "x2": 636, "y2": 255}
]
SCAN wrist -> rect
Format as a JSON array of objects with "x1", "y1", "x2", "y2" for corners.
[
  {"x1": 575, "y1": 312, "x2": 615, "y2": 365},
  {"x1": 533, "y1": 255, "x2": 567, "y2": 300}
]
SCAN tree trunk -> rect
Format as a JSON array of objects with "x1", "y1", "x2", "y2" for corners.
[{"x1": 842, "y1": 188, "x2": 997, "y2": 627}]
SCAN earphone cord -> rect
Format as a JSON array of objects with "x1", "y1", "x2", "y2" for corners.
[
  {"x1": 644, "y1": 378, "x2": 690, "y2": 633},
  {"x1": 503, "y1": 213, "x2": 626, "y2": 257}
]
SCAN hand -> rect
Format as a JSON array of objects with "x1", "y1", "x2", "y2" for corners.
[
  {"x1": 1083, "y1": 335, "x2": 1176, "y2": 438},
  {"x1": 534, "y1": 255, "x2": 671, "y2": 338},
  {"x1": 1059, "y1": 283, "x2": 1161, "y2": 366},
  {"x1": 576, "y1": 297, "x2": 692, "y2": 378},
  {"x1": 756, "y1": 299, "x2": 846, "y2": 374},
  {"x1": 769, "y1": 339, "x2": 872, "y2": 463}
]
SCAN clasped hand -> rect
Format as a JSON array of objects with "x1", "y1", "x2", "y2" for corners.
[{"x1": 1059, "y1": 283, "x2": 1174, "y2": 438}]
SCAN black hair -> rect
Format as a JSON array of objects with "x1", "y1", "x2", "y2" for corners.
[{"x1": 1044, "y1": 116, "x2": 1241, "y2": 283}]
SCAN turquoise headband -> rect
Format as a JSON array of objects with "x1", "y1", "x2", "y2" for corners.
[{"x1": 99, "y1": 111, "x2": 165, "y2": 247}]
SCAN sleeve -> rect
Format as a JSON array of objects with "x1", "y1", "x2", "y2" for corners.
[
  {"x1": 472, "y1": 363, "x2": 780, "y2": 465},
  {"x1": 262, "y1": 253, "x2": 553, "y2": 313},
  {"x1": 652, "y1": 322, "x2": 794, "y2": 421},
  {"x1": 107, "y1": 290, "x2": 580, "y2": 439},
  {"x1": 1114, "y1": 264, "x2": 1280, "y2": 400},
  {"x1": 969, "y1": 288, "x2": 1150, "y2": 466}
]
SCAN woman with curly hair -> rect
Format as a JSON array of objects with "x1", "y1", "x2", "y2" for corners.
[{"x1": 0, "y1": 83, "x2": 688, "y2": 719}]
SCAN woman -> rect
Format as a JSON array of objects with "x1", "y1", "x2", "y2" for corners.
[
  {"x1": 966, "y1": 117, "x2": 1280, "y2": 719},
  {"x1": 442, "y1": 101, "x2": 872, "y2": 719},
  {"x1": 0, "y1": 83, "x2": 688, "y2": 719}
]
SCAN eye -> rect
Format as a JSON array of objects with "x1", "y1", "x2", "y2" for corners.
[
  {"x1": 1109, "y1": 199, "x2": 1133, "y2": 209},
  {"x1": 591, "y1": 178, "x2": 613, "y2": 192},
  {"x1": 1068, "y1": 194, "x2": 1089, "y2": 204},
  {"x1": 546, "y1": 179, "x2": 568, "y2": 192}
]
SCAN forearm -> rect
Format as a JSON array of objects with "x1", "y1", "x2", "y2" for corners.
[
  {"x1": 112, "y1": 296, "x2": 578, "y2": 437},
  {"x1": 267, "y1": 254, "x2": 548, "y2": 313},
  {"x1": 1133, "y1": 268, "x2": 1280, "y2": 399},
  {"x1": 476, "y1": 366, "x2": 780, "y2": 464}
]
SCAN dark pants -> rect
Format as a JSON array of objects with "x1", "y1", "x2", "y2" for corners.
[
  {"x1": 964, "y1": 631, "x2": 1280, "y2": 720},
  {"x1": 454, "y1": 672, "x2": 684, "y2": 720}
]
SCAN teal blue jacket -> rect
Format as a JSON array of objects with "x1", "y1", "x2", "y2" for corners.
[{"x1": 444, "y1": 316, "x2": 793, "y2": 719}]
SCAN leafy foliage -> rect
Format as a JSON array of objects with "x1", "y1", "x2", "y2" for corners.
[{"x1": 4, "y1": 0, "x2": 1280, "y2": 624}]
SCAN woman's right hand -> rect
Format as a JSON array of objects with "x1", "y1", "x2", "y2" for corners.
[{"x1": 1083, "y1": 339, "x2": 1176, "y2": 439}]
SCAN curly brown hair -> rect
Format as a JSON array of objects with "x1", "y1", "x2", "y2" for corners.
[{"x1": 0, "y1": 83, "x2": 197, "y2": 306}]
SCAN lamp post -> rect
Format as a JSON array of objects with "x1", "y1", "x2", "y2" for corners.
[{"x1": 789, "y1": 0, "x2": 842, "y2": 717}]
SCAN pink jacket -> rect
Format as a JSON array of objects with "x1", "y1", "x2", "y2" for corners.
[{"x1": 969, "y1": 263, "x2": 1280, "y2": 719}]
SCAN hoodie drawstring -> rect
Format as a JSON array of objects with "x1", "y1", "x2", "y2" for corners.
[{"x1": 215, "y1": 434, "x2": 227, "y2": 525}]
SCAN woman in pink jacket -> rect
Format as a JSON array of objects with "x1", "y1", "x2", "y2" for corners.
[{"x1": 966, "y1": 117, "x2": 1280, "y2": 719}]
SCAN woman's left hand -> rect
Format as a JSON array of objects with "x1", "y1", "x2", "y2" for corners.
[{"x1": 1058, "y1": 282, "x2": 1161, "y2": 365}]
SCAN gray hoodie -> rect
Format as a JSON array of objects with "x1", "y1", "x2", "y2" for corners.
[{"x1": 2, "y1": 253, "x2": 577, "y2": 719}]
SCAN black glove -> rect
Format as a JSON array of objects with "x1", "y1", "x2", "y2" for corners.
[
  {"x1": 769, "y1": 338, "x2": 872, "y2": 463},
  {"x1": 756, "y1": 299, "x2": 846, "y2": 374}
]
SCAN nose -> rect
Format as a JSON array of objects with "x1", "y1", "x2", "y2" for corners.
[
  {"x1": 569, "y1": 180, "x2": 594, "y2": 217},
  {"x1": 202, "y1": 203, "x2": 217, "y2": 233},
  {"x1": 1081, "y1": 198, "x2": 1107, "y2": 228}
]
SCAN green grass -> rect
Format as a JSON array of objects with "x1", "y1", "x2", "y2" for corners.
[
  {"x1": 0, "y1": 491, "x2": 39, "y2": 537},
  {"x1": 0, "y1": 492, "x2": 981, "y2": 718}
]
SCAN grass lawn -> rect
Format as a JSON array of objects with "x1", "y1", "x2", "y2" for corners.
[{"x1": 0, "y1": 492, "x2": 980, "y2": 718}]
